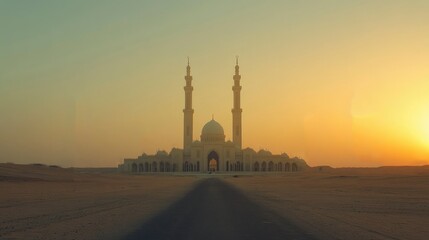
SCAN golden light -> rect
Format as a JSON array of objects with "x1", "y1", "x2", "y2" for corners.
[{"x1": 420, "y1": 110, "x2": 429, "y2": 148}]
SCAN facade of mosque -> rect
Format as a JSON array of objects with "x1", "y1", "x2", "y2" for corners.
[{"x1": 118, "y1": 59, "x2": 308, "y2": 173}]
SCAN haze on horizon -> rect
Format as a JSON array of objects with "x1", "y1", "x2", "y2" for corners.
[{"x1": 1, "y1": 0, "x2": 429, "y2": 168}]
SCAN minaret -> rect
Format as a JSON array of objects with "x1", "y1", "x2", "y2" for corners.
[
  {"x1": 232, "y1": 56, "x2": 242, "y2": 149},
  {"x1": 183, "y1": 57, "x2": 194, "y2": 154}
]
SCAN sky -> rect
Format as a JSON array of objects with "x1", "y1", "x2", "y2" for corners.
[{"x1": 1, "y1": 0, "x2": 429, "y2": 167}]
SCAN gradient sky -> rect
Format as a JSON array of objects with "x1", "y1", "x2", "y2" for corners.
[{"x1": 1, "y1": 0, "x2": 429, "y2": 167}]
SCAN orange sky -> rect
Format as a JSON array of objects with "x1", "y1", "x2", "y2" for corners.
[{"x1": 1, "y1": 1, "x2": 429, "y2": 167}]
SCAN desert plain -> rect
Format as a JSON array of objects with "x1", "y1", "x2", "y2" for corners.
[{"x1": 1, "y1": 163, "x2": 428, "y2": 240}]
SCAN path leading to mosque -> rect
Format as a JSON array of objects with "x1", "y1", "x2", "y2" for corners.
[{"x1": 124, "y1": 178, "x2": 316, "y2": 240}]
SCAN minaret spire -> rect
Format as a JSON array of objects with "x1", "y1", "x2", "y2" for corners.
[
  {"x1": 232, "y1": 56, "x2": 242, "y2": 149},
  {"x1": 235, "y1": 56, "x2": 240, "y2": 75},
  {"x1": 186, "y1": 57, "x2": 191, "y2": 76},
  {"x1": 183, "y1": 57, "x2": 194, "y2": 156}
]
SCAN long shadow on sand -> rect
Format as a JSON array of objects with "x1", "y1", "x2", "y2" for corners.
[{"x1": 124, "y1": 178, "x2": 317, "y2": 240}]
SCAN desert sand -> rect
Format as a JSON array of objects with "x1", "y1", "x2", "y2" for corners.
[
  {"x1": 1, "y1": 164, "x2": 429, "y2": 240},
  {"x1": 226, "y1": 166, "x2": 429, "y2": 240},
  {"x1": 0, "y1": 163, "x2": 199, "y2": 240}
]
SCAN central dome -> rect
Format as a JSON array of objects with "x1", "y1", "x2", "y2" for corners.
[{"x1": 201, "y1": 119, "x2": 224, "y2": 135}]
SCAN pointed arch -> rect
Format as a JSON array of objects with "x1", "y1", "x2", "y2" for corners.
[
  {"x1": 207, "y1": 151, "x2": 219, "y2": 172},
  {"x1": 262, "y1": 161, "x2": 267, "y2": 171},
  {"x1": 253, "y1": 162, "x2": 260, "y2": 171},
  {"x1": 285, "y1": 162, "x2": 291, "y2": 172},
  {"x1": 292, "y1": 163, "x2": 298, "y2": 172}
]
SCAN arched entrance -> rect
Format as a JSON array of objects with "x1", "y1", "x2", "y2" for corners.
[
  {"x1": 207, "y1": 151, "x2": 219, "y2": 172},
  {"x1": 262, "y1": 161, "x2": 267, "y2": 171},
  {"x1": 253, "y1": 162, "x2": 260, "y2": 171},
  {"x1": 285, "y1": 162, "x2": 291, "y2": 172},
  {"x1": 292, "y1": 163, "x2": 298, "y2": 172}
]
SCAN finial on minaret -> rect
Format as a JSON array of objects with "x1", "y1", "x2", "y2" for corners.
[
  {"x1": 235, "y1": 56, "x2": 240, "y2": 75},
  {"x1": 186, "y1": 57, "x2": 191, "y2": 76},
  {"x1": 212, "y1": 114, "x2": 214, "y2": 120}
]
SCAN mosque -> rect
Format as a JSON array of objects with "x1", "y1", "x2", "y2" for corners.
[{"x1": 118, "y1": 58, "x2": 308, "y2": 173}]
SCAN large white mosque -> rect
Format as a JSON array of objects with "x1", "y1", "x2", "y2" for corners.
[{"x1": 119, "y1": 58, "x2": 308, "y2": 173}]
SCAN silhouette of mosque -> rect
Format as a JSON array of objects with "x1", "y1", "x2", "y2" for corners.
[{"x1": 118, "y1": 58, "x2": 308, "y2": 173}]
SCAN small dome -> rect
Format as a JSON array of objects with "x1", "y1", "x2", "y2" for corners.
[
  {"x1": 156, "y1": 150, "x2": 168, "y2": 156},
  {"x1": 201, "y1": 119, "x2": 224, "y2": 136},
  {"x1": 257, "y1": 149, "x2": 272, "y2": 156}
]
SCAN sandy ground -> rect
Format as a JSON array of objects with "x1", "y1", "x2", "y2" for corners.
[
  {"x1": 226, "y1": 166, "x2": 429, "y2": 240},
  {"x1": 0, "y1": 164, "x2": 199, "y2": 240},
  {"x1": 2, "y1": 164, "x2": 429, "y2": 240}
]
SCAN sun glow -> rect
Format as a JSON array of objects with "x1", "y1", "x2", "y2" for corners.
[{"x1": 419, "y1": 111, "x2": 429, "y2": 148}]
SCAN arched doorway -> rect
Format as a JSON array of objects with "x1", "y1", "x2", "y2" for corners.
[
  {"x1": 132, "y1": 163, "x2": 137, "y2": 172},
  {"x1": 207, "y1": 151, "x2": 219, "y2": 172},
  {"x1": 253, "y1": 162, "x2": 260, "y2": 171},
  {"x1": 236, "y1": 161, "x2": 242, "y2": 171},
  {"x1": 292, "y1": 163, "x2": 298, "y2": 172},
  {"x1": 262, "y1": 161, "x2": 267, "y2": 171},
  {"x1": 285, "y1": 162, "x2": 290, "y2": 172}
]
